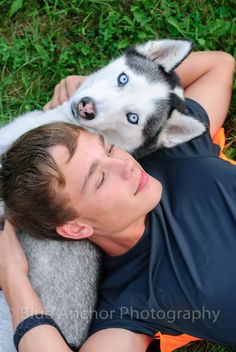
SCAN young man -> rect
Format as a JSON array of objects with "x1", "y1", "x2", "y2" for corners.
[{"x1": 0, "y1": 51, "x2": 235, "y2": 352}]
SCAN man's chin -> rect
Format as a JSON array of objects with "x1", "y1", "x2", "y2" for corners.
[{"x1": 149, "y1": 179, "x2": 162, "y2": 210}]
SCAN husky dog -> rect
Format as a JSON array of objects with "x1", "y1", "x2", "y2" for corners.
[
  {"x1": 0, "y1": 39, "x2": 206, "y2": 351},
  {"x1": 0, "y1": 39, "x2": 206, "y2": 158}
]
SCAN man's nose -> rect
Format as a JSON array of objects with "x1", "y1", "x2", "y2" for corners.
[{"x1": 108, "y1": 158, "x2": 133, "y2": 180}]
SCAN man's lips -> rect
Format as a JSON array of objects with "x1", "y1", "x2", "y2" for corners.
[{"x1": 134, "y1": 170, "x2": 148, "y2": 195}]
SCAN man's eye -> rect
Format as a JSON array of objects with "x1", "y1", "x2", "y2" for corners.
[
  {"x1": 97, "y1": 145, "x2": 115, "y2": 189},
  {"x1": 97, "y1": 172, "x2": 105, "y2": 189},
  {"x1": 107, "y1": 144, "x2": 114, "y2": 156}
]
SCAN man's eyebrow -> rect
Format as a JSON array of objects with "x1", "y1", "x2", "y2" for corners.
[
  {"x1": 82, "y1": 134, "x2": 105, "y2": 192},
  {"x1": 98, "y1": 133, "x2": 105, "y2": 148}
]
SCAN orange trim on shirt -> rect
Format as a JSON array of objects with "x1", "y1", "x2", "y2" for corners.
[
  {"x1": 213, "y1": 128, "x2": 236, "y2": 165},
  {"x1": 154, "y1": 332, "x2": 200, "y2": 352}
]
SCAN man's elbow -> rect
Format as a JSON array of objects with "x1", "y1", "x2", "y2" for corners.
[
  {"x1": 214, "y1": 51, "x2": 235, "y2": 74},
  {"x1": 211, "y1": 51, "x2": 235, "y2": 93}
]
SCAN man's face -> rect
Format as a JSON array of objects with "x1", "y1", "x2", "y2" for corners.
[{"x1": 51, "y1": 130, "x2": 162, "y2": 237}]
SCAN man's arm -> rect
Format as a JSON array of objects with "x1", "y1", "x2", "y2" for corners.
[
  {"x1": 7, "y1": 276, "x2": 151, "y2": 352},
  {"x1": 6, "y1": 276, "x2": 151, "y2": 352},
  {"x1": 80, "y1": 329, "x2": 152, "y2": 352},
  {"x1": 0, "y1": 221, "x2": 72, "y2": 351},
  {"x1": 176, "y1": 51, "x2": 235, "y2": 137},
  {"x1": 0, "y1": 221, "x2": 151, "y2": 352},
  {"x1": 4, "y1": 275, "x2": 72, "y2": 352}
]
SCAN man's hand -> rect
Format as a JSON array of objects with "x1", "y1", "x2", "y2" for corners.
[
  {"x1": 0, "y1": 220, "x2": 28, "y2": 290},
  {"x1": 43, "y1": 75, "x2": 87, "y2": 111}
]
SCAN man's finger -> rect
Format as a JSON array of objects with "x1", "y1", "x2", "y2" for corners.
[
  {"x1": 65, "y1": 76, "x2": 81, "y2": 97},
  {"x1": 43, "y1": 101, "x2": 52, "y2": 111},
  {"x1": 59, "y1": 79, "x2": 69, "y2": 104},
  {"x1": 66, "y1": 75, "x2": 87, "y2": 97},
  {"x1": 43, "y1": 75, "x2": 88, "y2": 111},
  {"x1": 50, "y1": 84, "x2": 61, "y2": 109},
  {"x1": 44, "y1": 83, "x2": 60, "y2": 111}
]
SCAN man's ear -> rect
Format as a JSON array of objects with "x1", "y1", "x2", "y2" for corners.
[{"x1": 56, "y1": 220, "x2": 94, "y2": 240}]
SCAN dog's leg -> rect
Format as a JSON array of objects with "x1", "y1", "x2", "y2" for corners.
[
  {"x1": 0, "y1": 110, "x2": 47, "y2": 155},
  {"x1": 0, "y1": 101, "x2": 73, "y2": 155}
]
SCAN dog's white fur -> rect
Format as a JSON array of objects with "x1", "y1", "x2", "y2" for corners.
[
  {"x1": 0, "y1": 39, "x2": 206, "y2": 350},
  {"x1": 0, "y1": 39, "x2": 205, "y2": 157}
]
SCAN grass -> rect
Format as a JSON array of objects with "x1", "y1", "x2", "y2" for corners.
[
  {"x1": 178, "y1": 341, "x2": 236, "y2": 352},
  {"x1": 0, "y1": 1, "x2": 236, "y2": 351}
]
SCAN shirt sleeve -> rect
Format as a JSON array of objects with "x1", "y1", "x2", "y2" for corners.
[
  {"x1": 185, "y1": 98, "x2": 210, "y2": 126},
  {"x1": 88, "y1": 302, "x2": 158, "y2": 338}
]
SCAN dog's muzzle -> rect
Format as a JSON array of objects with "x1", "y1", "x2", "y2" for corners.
[{"x1": 72, "y1": 97, "x2": 96, "y2": 120}]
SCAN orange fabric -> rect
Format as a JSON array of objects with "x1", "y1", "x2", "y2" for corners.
[
  {"x1": 152, "y1": 129, "x2": 235, "y2": 352},
  {"x1": 213, "y1": 128, "x2": 236, "y2": 165},
  {"x1": 154, "y1": 332, "x2": 200, "y2": 352}
]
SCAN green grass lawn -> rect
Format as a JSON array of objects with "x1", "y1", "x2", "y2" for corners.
[{"x1": 0, "y1": 1, "x2": 236, "y2": 351}]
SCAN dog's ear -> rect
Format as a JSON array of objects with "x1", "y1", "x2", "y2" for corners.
[
  {"x1": 135, "y1": 39, "x2": 193, "y2": 72},
  {"x1": 157, "y1": 110, "x2": 206, "y2": 148}
]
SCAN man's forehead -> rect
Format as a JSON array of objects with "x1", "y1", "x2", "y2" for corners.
[
  {"x1": 78, "y1": 130, "x2": 106, "y2": 150},
  {"x1": 49, "y1": 144, "x2": 71, "y2": 166},
  {"x1": 49, "y1": 130, "x2": 105, "y2": 166}
]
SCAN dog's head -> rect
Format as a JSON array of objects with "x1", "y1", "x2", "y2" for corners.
[{"x1": 71, "y1": 39, "x2": 205, "y2": 153}]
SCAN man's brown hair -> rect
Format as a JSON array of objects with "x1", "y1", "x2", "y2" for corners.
[{"x1": 0, "y1": 122, "x2": 85, "y2": 240}]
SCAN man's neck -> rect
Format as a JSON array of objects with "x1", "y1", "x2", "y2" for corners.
[{"x1": 89, "y1": 215, "x2": 147, "y2": 257}]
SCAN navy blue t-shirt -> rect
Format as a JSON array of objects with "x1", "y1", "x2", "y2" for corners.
[{"x1": 89, "y1": 99, "x2": 236, "y2": 346}]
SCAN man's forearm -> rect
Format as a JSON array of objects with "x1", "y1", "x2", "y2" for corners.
[
  {"x1": 3, "y1": 272, "x2": 72, "y2": 352},
  {"x1": 4, "y1": 272, "x2": 150, "y2": 352},
  {"x1": 175, "y1": 51, "x2": 214, "y2": 89},
  {"x1": 175, "y1": 51, "x2": 226, "y2": 89},
  {"x1": 176, "y1": 51, "x2": 235, "y2": 136},
  {"x1": 4, "y1": 271, "x2": 44, "y2": 329}
]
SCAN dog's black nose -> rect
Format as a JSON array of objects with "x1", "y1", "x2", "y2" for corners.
[{"x1": 77, "y1": 97, "x2": 95, "y2": 120}]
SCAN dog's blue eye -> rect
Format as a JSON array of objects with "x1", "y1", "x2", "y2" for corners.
[
  {"x1": 118, "y1": 73, "x2": 129, "y2": 86},
  {"x1": 127, "y1": 113, "x2": 139, "y2": 124}
]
